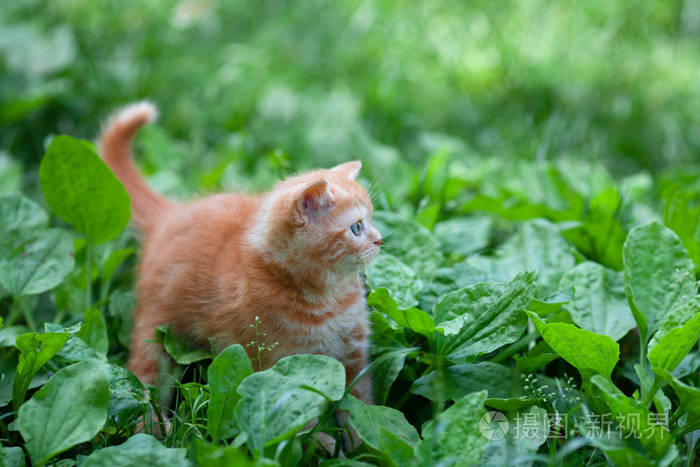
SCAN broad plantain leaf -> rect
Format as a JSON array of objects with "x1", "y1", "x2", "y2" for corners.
[
  {"x1": 44, "y1": 322, "x2": 106, "y2": 365},
  {"x1": 0, "y1": 445, "x2": 25, "y2": 467},
  {"x1": 368, "y1": 288, "x2": 436, "y2": 336},
  {"x1": 527, "y1": 312, "x2": 619, "y2": 380},
  {"x1": 653, "y1": 369, "x2": 700, "y2": 434},
  {"x1": 378, "y1": 429, "x2": 417, "y2": 467},
  {"x1": 18, "y1": 359, "x2": 110, "y2": 465},
  {"x1": 107, "y1": 365, "x2": 150, "y2": 428},
  {"x1": 39, "y1": 135, "x2": 131, "y2": 244},
  {"x1": 368, "y1": 311, "x2": 417, "y2": 405},
  {"x1": 560, "y1": 262, "x2": 636, "y2": 341},
  {"x1": 82, "y1": 434, "x2": 189, "y2": 467},
  {"x1": 434, "y1": 216, "x2": 492, "y2": 256},
  {"x1": 623, "y1": 222, "x2": 695, "y2": 340},
  {"x1": 190, "y1": 438, "x2": 254, "y2": 467},
  {"x1": 155, "y1": 325, "x2": 212, "y2": 365},
  {"x1": 365, "y1": 254, "x2": 423, "y2": 309},
  {"x1": 372, "y1": 211, "x2": 443, "y2": 278},
  {"x1": 234, "y1": 354, "x2": 345, "y2": 453},
  {"x1": 207, "y1": 344, "x2": 253, "y2": 440},
  {"x1": 434, "y1": 271, "x2": 537, "y2": 361},
  {"x1": 418, "y1": 263, "x2": 491, "y2": 312},
  {"x1": 412, "y1": 362, "x2": 536, "y2": 411},
  {"x1": 648, "y1": 311, "x2": 700, "y2": 374},
  {"x1": 12, "y1": 331, "x2": 69, "y2": 410},
  {"x1": 0, "y1": 193, "x2": 48, "y2": 252},
  {"x1": 339, "y1": 394, "x2": 420, "y2": 453},
  {"x1": 77, "y1": 307, "x2": 109, "y2": 356},
  {"x1": 481, "y1": 406, "x2": 549, "y2": 467},
  {"x1": 416, "y1": 390, "x2": 488, "y2": 466},
  {"x1": 0, "y1": 228, "x2": 74, "y2": 299},
  {"x1": 468, "y1": 219, "x2": 576, "y2": 297},
  {"x1": 590, "y1": 375, "x2": 672, "y2": 458}
]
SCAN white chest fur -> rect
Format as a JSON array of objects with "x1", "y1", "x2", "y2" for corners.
[{"x1": 279, "y1": 297, "x2": 368, "y2": 363}]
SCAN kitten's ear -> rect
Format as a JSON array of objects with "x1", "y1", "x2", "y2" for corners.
[
  {"x1": 331, "y1": 160, "x2": 362, "y2": 180},
  {"x1": 295, "y1": 179, "x2": 333, "y2": 219}
]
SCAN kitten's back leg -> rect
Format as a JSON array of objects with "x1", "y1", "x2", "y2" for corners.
[{"x1": 127, "y1": 307, "x2": 163, "y2": 385}]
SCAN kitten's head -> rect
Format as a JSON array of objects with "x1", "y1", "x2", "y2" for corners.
[{"x1": 250, "y1": 161, "x2": 382, "y2": 275}]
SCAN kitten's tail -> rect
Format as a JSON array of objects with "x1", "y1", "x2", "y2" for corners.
[{"x1": 99, "y1": 101, "x2": 172, "y2": 233}]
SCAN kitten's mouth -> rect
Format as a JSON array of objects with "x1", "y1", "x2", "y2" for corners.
[{"x1": 357, "y1": 246, "x2": 380, "y2": 268}]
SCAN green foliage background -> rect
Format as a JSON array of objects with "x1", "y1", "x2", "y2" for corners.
[{"x1": 1, "y1": 0, "x2": 700, "y2": 466}]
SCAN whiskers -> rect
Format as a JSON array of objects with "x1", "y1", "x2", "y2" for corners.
[
  {"x1": 366, "y1": 172, "x2": 388, "y2": 208},
  {"x1": 355, "y1": 246, "x2": 380, "y2": 270}
]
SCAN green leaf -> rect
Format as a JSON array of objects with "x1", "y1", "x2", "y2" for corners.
[
  {"x1": 648, "y1": 311, "x2": 700, "y2": 374},
  {"x1": 561, "y1": 187, "x2": 627, "y2": 271},
  {"x1": 481, "y1": 406, "x2": 549, "y2": 467},
  {"x1": 155, "y1": 325, "x2": 212, "y2": 365},
  {"x1": 0, "y1": 151, "x2": 21, "y2": 196},
  {"x1": 514, "y1": 349, "x2": 559, "y2": 374},
  {"x1": 82, "y1": 434, "x2": 189, "y2": 467},
  {"x1": 12, "y1": 331, "x2": 69, "y2": 410},
  {"x1": 420, "y1": 149, "x2": 449, "y2": 206},
  {"x1": 44, "y1": 322, "x2": 106, "y2": 365},
  {"x1": 434, "y1": 271, "x2": 537, "y2": 361},
  {"x1": 107, "y1": 365, "x2": 150, "y2": 428},
  {"x1": 370, "y1": 347, "x2": 416, "y2": 405},
  {"x1": 77, "y1": 307, "x2": 109, "y2": 356},
  {"x1": 368, "y1": 311, "x2": 416, "y2": 405},
  {"x1": 378, "y1": 429, "x2": 417, "y2": 467},
  {"x1": 207, "y1": 344, "x2": 253, "y2": 440},
  {"x1": 108, "y1": 289, "x2": 136, "y2": 347},
  {"x1": 0, "y1": 228, "x2": 74, "y2": 299},
  {"x1": 368, "y1": 289, "x2": 436, "y2": 336},
  {"x1": 412, "y1": 362, "x2": 536, "y2": 411},
  {"x1": 0, "y1": 356, "x2": 16, "y2": 408},
  {"x1": 0, "y1": 445, "x2": 25, "y2": 467},
  {"x1": 372, "y1": 211, "x2": 443, "y2": 278},
  {"x1": 0, "y1": 193, "x2": 48, "y2": 252},
  {"x1": 527, "y1": 312, "x2": 619, "y2": 380},
  {"x1": 590, "y1": 375, "x2": 672, "y2": 457},
  {"x1": 100, "y1": 247, "x2": 134, "y2": 284},
  {"x1": 434, "y1": 216, "x2": 492, "y2": 256},
  {"x1": 39, "y1": 135, "x2": 131, "y2": 244},
  {"x1": 653, "y1": 370, "x2": 700, "y2": 434},
  {"x1": 339, "y1": 394, "x2": 420, "y2": 453},
  {"x1": 416, "y1": 390, "x2": 488, "y2": 466},
  {"x1": 560, "y1": 262, "x2": 636, "y2": 341},
  {"x1": 365, "y1": 254, "x2": 423, "y2": 309},
  {"x1": 18, "y1": 359, "x2": 110, "y2": 465},
  {"x1": 663, "y1": 183, "x2": 700, "y2": 273},
  {"x1": 190, "y1": 438, "x2": 254, "y2": 467},
  {"x1": 234, "y1": 354, "x2": 345, "y2": 453},
  {"x1": 468, "y1": 219, "x2": 576, "y2": 298},
  {"x1": 649, "y1": 297, "x2": 700, "y2": 347},
  {"x1": 418, "y1": 263, "x2": 491, "y2": 312},
  {"x1": 674, "y1": 352, "x2": 700, "y2": 379},
  {"x1": 0, "y1": 325, "x2": 27, "y2": 348},
  {"x1": 623, "y1": 222, "x2": 695, "y2": 340}
]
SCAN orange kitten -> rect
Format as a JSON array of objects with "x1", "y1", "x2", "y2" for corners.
[{"x1": 99, "y1": 102, "x2": 381, "y2": 404}]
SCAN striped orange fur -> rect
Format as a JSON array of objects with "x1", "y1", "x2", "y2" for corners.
[{"x1": 99, "y1": 102, "x2": 380, "y2": 404}]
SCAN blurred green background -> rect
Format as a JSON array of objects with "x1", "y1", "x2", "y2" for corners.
[{"x1": 2, "y1": 0, "x2": 700, "y2": 199}]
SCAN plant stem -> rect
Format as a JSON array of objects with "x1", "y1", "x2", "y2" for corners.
[
  {"x1": 668, "y1": 406, "x2": 682, "y2": 427},
  {"x1": 6, "y1": 299, "x2": 21, "y2": 327},
  {"x1": 642, "y1": 377, "x2": 663, "y2": 407},
  {"x1": 85, "y1": 240, "x2": 93, "y2": 312},
  {"x1": 15, "y1": 298, "x2": 36, "y2": 331}
]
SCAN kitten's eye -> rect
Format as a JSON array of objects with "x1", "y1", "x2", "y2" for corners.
[{"x1": 350, "y1": 221, "x2": 363, "y2": 236}]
